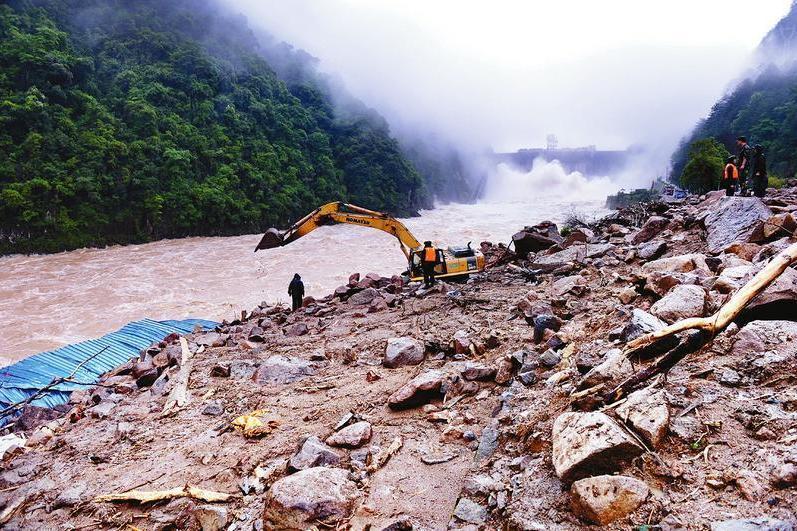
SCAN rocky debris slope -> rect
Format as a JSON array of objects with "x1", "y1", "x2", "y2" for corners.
[{"x1": 2, "y1": 185, "x2": 797, "y2": 530}]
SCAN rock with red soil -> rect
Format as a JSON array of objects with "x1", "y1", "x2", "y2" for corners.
[
  {"x1": 263, "y1": 467, "x2": 358, "y2": 529},
  {"x1": 552, "y1": 411, "x2": 643, "y2": 482},
  {"x1": 283, "y1": 323, "x2": 309, "y2": 337},
  {"x1": 461, "y1": 362, "x2": 496, "y2": 381},
  {"x1": 388, "y1": 370, "x2": 445, "y2": 410},
  {"x1": 570, "y1": 475, "x2": 649, "y2": 525},
  {"x1": 288, "y1": 436, "x2": 342, "y2": 472},
  {"x1": 326, "y1": 421, "x2": 372, "y2": 448},
  {"x1": 631, "y1": 216, "x2": 669, "y2": 244}
]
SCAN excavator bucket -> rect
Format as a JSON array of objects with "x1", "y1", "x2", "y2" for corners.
[{"x1": 254, "y1": 228, "x2": 285, "y2": 251}]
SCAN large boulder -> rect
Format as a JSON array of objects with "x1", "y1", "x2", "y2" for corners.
[
  {"x1": 263, "y1": 467, "x2": 359, "y2": 530},
  {"x1": 512, "y1": 231, "x2": 559, "y2": 257},
  {"x1": 704, "y1": 197, "x2": 772, "y2": 254},
  {"x1": 570, "y1": 475, "x2": 649, "y2": 525},
  {"x1": 615, "y1": 387, "x2": 669, "y2": 448},
  {"x1": 650, "y1": 284, "x2": 706, "y2": 323},
  {"x1": 631, "y1": 216, "x2": 669, "y2": 244},
  {"x1": 383, "y1": 337, "x2": 425, "y2": 369},
  {"x1": 552, "y1": 412, "x2": 643, "y2": 482},
  {"x1": 348, "y1": 287, "x2": 380, "y2": 306},
  {"x1": 387, "y1": 370, "x2": 445, "y2": 410}
]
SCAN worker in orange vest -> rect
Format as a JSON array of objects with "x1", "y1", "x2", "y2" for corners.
[
  {"x1": 721, "y1": 156, "x2": 739, "y2": 196},
  {"x1": 420, "y1": 241, "x2": 441, "y2": 288}
]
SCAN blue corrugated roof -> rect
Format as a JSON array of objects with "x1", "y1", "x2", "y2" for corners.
[{"x1": 0, "y1": 318, "x2": 217, "y2": 424}]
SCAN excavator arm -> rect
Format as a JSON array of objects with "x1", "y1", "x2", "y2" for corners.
[{"x1": 254, "y1": 202, "x2": 422, "y2": 258}]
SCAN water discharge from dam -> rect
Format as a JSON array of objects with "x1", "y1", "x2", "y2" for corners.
[{"x1": 0, "y1": 162, "x2": 616, "y2": 364}]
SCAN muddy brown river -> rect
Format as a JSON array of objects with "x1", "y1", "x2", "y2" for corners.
[{"x1": 0, "y1": 163, "x2": 615, "y2": 364}]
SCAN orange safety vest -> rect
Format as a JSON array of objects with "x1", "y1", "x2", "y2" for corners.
[
  {"x1": 724, "y1": 163, "x2": 739, "y2": 180},
  {"x1": 423, "y1": 247, "x2": 437, "y2": 262}
]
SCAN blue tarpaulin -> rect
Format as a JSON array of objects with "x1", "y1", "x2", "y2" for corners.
[{"x1": 0, "y1": 318, "x2": 217, "y2": 422}]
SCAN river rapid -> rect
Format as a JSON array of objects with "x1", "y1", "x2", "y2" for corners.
[{"x1": 0, "y1": 161, "x2": 618, "y2": 364}]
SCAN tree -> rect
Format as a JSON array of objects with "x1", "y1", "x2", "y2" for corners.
[{"x1": 679, "y1": 138, "x2": 730, "y2": 193}]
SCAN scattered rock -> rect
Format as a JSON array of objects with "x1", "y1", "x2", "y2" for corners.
[
  {"x1": 453, "y1": 498, "x2": 488, "y2": 524},
  {"x1": 461, "y1": 362, "x2": 496, "y2": 381},
  {"x1": 620, "y1": 309, "x2": 667, "y2": 343},
  {"x1": 193, "y1": 505, "x2": 229, "y2": 531},
  {"x1": 201, "y1": 400, "x2": 224, "y2": 416},
  {"x1": 710, "y1": 517, "x2": 794, "y2": 531},
  {"x1": 570, "y1": 475, "x2": 649, "y2": 525},
  {"x1": 615, "y1": 388, "x2": 669, "y2": 448},
  {"x1": 288, "y1": 436, "x2": 342, "y2": 472},
  {"x1": 264, "y1": 467, "x2": 359, "y2": 529},
  {"x1": 283, "y1": 323, "x2": 309, "y2": 337},
  {"x1": 579, "y1": 349, "x2": 632, "y2": 389},
  {"x1": 476, "y1": 424, "x2": 500, "y2": 460},
  {"x1": 252, "y1": 356, "x2": 315, "y2": 384},
  {"x1": 650, "y1": 284, "x2": 706, "y2": 323},
  {"x1": 637, "y1": 240, "x2": 667, "y2": 260},
  {"x1": 632, "y1": 216, "x2": 669, "y2": 244},
  {"x1": 349, "y1": 287, "x2": 380, "y2": 306},
  {"x1": 383, "y1": 337, "x2": 425, "y2": 369},
  {"x1": 388, "y1": 370, "x2": 445, "y2": 410},
  {"x1": 326, "y1": 421, "x2": 372, "y2": 448},
  {"x1": 539, "y1": 349, "x2": 561, "y2": 368},
  {"x1": 552, "y1": 411, "x2": 643, "y2": 482},
  {"x1": 531, "y1": 243, "x2": 615, "y2": 269}
]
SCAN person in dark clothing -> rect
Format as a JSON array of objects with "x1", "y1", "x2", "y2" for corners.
[
  {"x1": 420, "y1": 240, "x2": 441, "y2": 288},
  {"x1": 721, "y1": 156, "x2": 739, "y2": 196},
  {"x1": 288, "y1": 273, "x2": 305, "y2": 311},
  {"x1": 736, "y1": 136, "x2": 755, "y2": 195},
  {"x1": 751, "y1": 144, "x2": 767, "y2": 198}
]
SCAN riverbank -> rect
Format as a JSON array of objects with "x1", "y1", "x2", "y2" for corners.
[{"x1": 2, "y1": 187, "x2": 796, "y2": 529}]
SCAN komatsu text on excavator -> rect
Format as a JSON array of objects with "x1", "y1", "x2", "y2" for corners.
[{"x1": 254, "y1": 202, "x2": 485, "y2": 282}]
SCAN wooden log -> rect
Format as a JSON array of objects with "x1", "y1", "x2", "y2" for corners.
[
  {"x1": 95, "y1": 484, "x2": 234, "y2": 504},
  {"x1": 161, "y1": 337, "x2": 193, "y2": 416}
]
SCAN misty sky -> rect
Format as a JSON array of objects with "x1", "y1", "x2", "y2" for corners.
[{"x1": 228, "y1": 0, "x2": 791, "y2": 167}]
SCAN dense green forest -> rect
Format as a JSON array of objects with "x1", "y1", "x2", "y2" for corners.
[
  {"x1": 671, "y1": 3, "x2": 797, "y2": 191},
  {"x1": 0, "y1": 0, "x2": 445, "y2": 254}
]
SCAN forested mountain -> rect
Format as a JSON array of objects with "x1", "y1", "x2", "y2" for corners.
[
  {"x1": 0, "y1": 0, "x2": 452, "y2": 254},
  {"x1": 671, "y1": 2, "x2": 797, "y2": 189}
]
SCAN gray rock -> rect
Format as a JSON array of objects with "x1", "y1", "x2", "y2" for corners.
[
  {"x1": 283, "y1": 323, "x2": 309, "y2": 337},
  {"x1": 650, "y1": 284, "x2": 707, "y2": 323},
  {"x1": 718, "y1": 368, "x2": 742, "y2": 387},
  {"x1": 620, "y1": 309, "x2": 667, "y2": 343},
  {"x1": 710, "y1": 517, "x2": 794, "y2": 531},
  {"x1": 552, "y1": 411, "x2": 643, "y2": 482},
  {"x1": 201, "y1": 400, "x2": 224, "y2": 416},
  {"x1": 288, "y1": 436, "x2": 342, "y2": 472},
  {"x1": 518, "y1": 371, "x2": 537, "y2": 386},
  {"x1": 252, "y1": 355, "x2": 314, "y2": 385},
  {"x1": 731, "y1": 320, "x2": 797, "y2": 360},
  {"x1": 669, "y1": 416, "x2": 702, "y2": 443},
  {"x1": 637, "y1": 240, "x2": 667, "y2": 260},
  {"x1": 229, "y1": 361, "x2": 257, "y2": 379},
  {"x1": 453, "y1": 498, "x2": 488, "y2": 524},
  {"x1": 745, "y1": 267, "x2": 797, "y2": 318},
  {"x1": 570, "y1": 475, "x2": 649, "y2": 525},
  {"x1": 539, "y1": 349, "x2": 561, "y2": 368},
  {"x1": 326, "y1": 421, "x2": 372, "y2": 449},
  {"x1": 462, "y1": 362, "x2": 496, "y2": 381},
  {"x1": 263, "y1": 467, "x2": 359, "y2": 529},
  {"x1": 477, "y1": 424, "x2": 500, "y2": 460},
  {"x1": 383, "y1": 337, "x2": 425, "y2": 369},
  {"x1": 349, "y1": 287, "x2": 380, "y2": 306},
  {"x1": 579, "y1": 349, "x2": 632, "y2": 389},
  {"x1": 462, "y1": 475, "x2": 502, "y2": 497},
  {"x1": 52, "y1": 482, "x2": 88, "y2": 509},
  {"x1": 643, "y1": 253, "x2": 711, "y2": 274},
  {"x1": 705, "y1": 197, "x2": 772, "y2": 254}
]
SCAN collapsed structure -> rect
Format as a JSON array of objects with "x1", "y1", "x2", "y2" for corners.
[{"x1": 2, "y1": 185, "x2": 797, "y2": 530}]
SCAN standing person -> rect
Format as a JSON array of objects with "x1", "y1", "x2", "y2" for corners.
[
  {"x1": 420, "y1": 240, "x2": 440, "y2": 288},
  {"x1": 721, "y1": 156, "x2": 739, "y2": 196},
  {"x1": 736, "y1": 136, "x2": 755, "y2": 195},
  {"x1": 752, "y1": 144, "x2": 768, "y2": 198},
  {"x1": 288, "y1": 273, "x2": 305, "y2": 311}
]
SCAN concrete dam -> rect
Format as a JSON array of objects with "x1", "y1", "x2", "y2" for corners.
[{"x1": 492, "y1": 146, "x2": 632, "y2": 176}]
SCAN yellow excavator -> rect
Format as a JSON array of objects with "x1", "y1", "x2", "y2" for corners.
[{"x1": 254, "y1": 202, "x2": 485, "y2": 282}]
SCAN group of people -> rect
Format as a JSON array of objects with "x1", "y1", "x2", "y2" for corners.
[
  {"x1": 721, "y1": 136, "x2": 768, "y2": 197},
  {"x1": 287, "y1": 240, "x2": 442, "y2": 311}
]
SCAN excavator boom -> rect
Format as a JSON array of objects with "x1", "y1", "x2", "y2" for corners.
[{"x1": 254, "y1": 201, "x2": 484, "y2": 281}]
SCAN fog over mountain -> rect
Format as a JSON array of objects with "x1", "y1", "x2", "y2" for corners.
[{"x1": 228, "y1": 0, "x2": 790, "y2": 178}]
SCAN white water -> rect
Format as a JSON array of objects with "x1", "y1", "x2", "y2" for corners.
[{"x1": 0, "y1": 161, "x2": 616, "y2": 364}]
